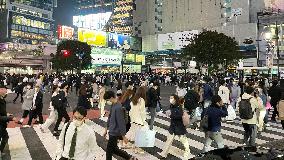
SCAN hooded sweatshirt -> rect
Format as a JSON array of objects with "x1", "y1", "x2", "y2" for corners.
[{"x1": 237, "y1": 93, "x2": 262, "y2": 124}]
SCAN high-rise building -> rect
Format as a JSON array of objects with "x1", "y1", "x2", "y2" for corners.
[
  {"x1": 75, "y1": 0, "x2": 115, "y2": 15},
  {"x1": 106, "y1": 0, "x2": 135, "y2": 35},
  {"x1": 0, "y1": 0, "x2": 57, "y2": 44}
]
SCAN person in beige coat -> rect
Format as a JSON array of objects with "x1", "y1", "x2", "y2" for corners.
[
  {"x1": 18, "y1": 83, "x2": 34, "y2": 125},
  {"x1": 237, "y1": 86, "x2": 262, "y2": 148},
  {"x1": 126, "y1": 87, "x2": 147, "y2": 154},
  {"x1": 98, "y1": 83, "x2": 106, "y2": 118}
]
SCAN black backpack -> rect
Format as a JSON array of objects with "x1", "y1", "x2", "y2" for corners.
[{"x1": 239, "y1": 98, "x2": 254, "y2": 120}]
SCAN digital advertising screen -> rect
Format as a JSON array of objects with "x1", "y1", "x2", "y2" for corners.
[
  {"x1": 73, "y1": 12, "x2": 112, "y2": 31},
  {"x1": 118, "y1": 34, "x2": 130, "y2": 49},
  {"x1": 78, "y1": 28, "x2": 107, "y2": 47},
  {"x1": 108, "y1": 33, "x2": 119, "y2": 48},
  {"x1": 123, "y1": 64, "x2": 142, "y2": 73},
  {"x1": 91, "y1": 48, "x2": 123, "y2": 65}
]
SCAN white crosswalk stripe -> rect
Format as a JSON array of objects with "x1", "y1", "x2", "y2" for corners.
[{"x1": 3, "y1": 111, "x2": 284, "y2": 160}]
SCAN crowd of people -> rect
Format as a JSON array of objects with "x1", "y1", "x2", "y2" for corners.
[{"x1": 0, "y1": 72, "x2": 283, "y2": 159}]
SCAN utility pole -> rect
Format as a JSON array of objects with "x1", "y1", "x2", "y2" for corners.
[{"x1": 275, "y1": 21, "x2": 280, "y2": 80}]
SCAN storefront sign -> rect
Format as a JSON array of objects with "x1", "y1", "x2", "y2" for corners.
[
  {"x1": 58, "y1": 25, "x2": 74, "y2": 39},
  {"x1": 123, "y1": 64, "x2": 141, "y2": 73},
  {"x1": 158, "y1": 30, "x2": 198, "y2": 50}
]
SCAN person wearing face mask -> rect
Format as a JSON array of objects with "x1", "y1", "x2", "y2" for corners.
[
  {"x1": 230, "y1": 80, "x2": 241, "y2": 109},
  {"x1": 98, "y1": 83, "x2": 106, "y2": 118},
  {"x1": 158, "y1": 94, "x2": 190, "y2": 159},
  {"x1": 146, "y1": 82, "x2": 159, "y2": 130},
  {"x1": 17, "y1": 83, "x2": 34, "y2": 125},
  {"x1": 55, "y1": 106, "x2": 98, "y2": 160},
  {"x1": 0, "y1": 85, "x2": 17, "y2": 157},
  {"x1": 202, "y1": 95, "x2": 228, "y2": 153}
]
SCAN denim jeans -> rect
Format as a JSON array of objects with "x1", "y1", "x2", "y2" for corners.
[
  {"x1": 230, "y1": 98, "x2": 238, "y2": 109},
  {"x1": 148, "y1": 107, "x2": 156, "y2": 130},
  {"x1": 203, "y1": 131, "x2": 224, "y2": 153},
  {"x1": 242, "y1": 123, "x2": 257, "y2": 147},
  {"x1": 204, "y1": 100, "x2": 211, "y2": 108}
]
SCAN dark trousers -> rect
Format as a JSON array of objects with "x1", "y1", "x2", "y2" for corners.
[
  {"x1": 54, "y1": 108, "x2": 70, "y2": 131},
  {"x1": 13, "y1": 92, "x2": 23, "y2": 102},
  {"x1": 106, "y1": 135, "x2": 131, "y2": 160},
  {"x1": 0, "y1": 126, "x2": 9, "y2": 152},
  {"x1": 271, "y1": 103, "x2": 279, "y2": 121},
  {"x1": 22, "y1": 110, "x2": 29, "y2": 118},
  {"x1": 28, "y1": 107, "x2": 43, "y2": 125}
]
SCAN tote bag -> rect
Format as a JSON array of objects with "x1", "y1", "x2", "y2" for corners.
[{"x1": 135, "y1": 127, "x2": 156, "y2": 147}]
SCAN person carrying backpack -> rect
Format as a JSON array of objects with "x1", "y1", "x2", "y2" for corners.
[
  {"x1": 238, "y1": 86, "x2": 262, "y2": 148},
  {"x1": 201, "y1": 95, "x2": 228, "y2": 153}
]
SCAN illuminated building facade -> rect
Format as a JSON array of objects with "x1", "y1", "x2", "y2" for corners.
[
  {"x1": 0, "y1": 0, "x2": 57, "y2": 44},
  {"x1": 106, "y1": 0, "x2": 134, "y2": 35},
  {"x1": 75, "y1": 0, "x2": 115, "y2": 15}
]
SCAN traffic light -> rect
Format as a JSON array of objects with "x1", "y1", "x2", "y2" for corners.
[{"x1": 62, "y1": 50, "x2": 70, "y2": 57}]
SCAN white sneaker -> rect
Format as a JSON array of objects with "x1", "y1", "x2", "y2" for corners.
[
  {"x1": 158, "y1": 152, "x2": 167, "y2": 158},
  {"x1": 183, "y1": 151, "x2": 190, "y2": 160},
  {"x1": 265, "y1": 124, "x2": 270, "y2": 127},
  {"x1": 23, "y1": 125, "x2": 31, "y2": 128}
]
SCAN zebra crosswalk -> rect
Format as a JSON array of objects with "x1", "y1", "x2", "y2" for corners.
[{"x1": 3, "y1": 112, "x2": 284, "y2": 160}]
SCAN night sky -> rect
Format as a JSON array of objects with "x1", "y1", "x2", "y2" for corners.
[{"x1": 54, "y1": 0, "x2": 75, "y2": 27}]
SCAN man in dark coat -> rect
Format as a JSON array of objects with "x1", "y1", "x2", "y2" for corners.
[
  {"x1": 0, "y1": 86, "x2": 16, "y2": 156},
  {"x1": 13, "y1": 82, "x2": 24, "y2": 103},
  {"x1": 268, "y1": 80, "x2": 282, "y2": 121},
  {"x1": 147, "y1": 82, "x2": 159, "y2": 130},
  {"x1": 26, "y1": 85, "x2": 43, "y2": 126}
]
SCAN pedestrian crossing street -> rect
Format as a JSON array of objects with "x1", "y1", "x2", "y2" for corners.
[{"x1": 3, "y1": 112, "x2": 284, "y2": 160}]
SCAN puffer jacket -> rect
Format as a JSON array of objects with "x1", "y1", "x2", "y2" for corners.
[{"x1": 238, "y1": 93, "x2": 262, "y2": 124}]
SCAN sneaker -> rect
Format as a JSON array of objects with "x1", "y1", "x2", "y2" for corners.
[
  {"x1": 158, "y1": 152, "x2": 167, "y2": 158},
  {"x1": 265, "y1": 124, "x2": 270, "y2": 127},
  {"x1": 53, "y1": 131, "x2": 60, "y2": 137},
  {"x1": 23, "y1": 125, "x2": 31, "y2": 128}
]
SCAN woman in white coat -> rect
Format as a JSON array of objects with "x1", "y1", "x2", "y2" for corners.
[
  {"x1": 39, "y1": 85, "x2": 60, "y2": 133},
  {"x1": 18, "y1": 83, "x2": 34, "y2": 125},
  {"x1": 126, "y1": 87, "x2": 147, "y2": 154}
]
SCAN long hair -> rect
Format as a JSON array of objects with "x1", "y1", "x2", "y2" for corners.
[
  {"x1": 132, "y1": 87, "x2": 146, "y2": 105},
  {"x1": 171, "y1": 94, "x2": 181, "y2": 106},
  {"x1": 120, "y1": 89, "x2": 134, "y2": 103},
  {"x1": 79, "y1": 84, "x2": 87, "y2": 96}
]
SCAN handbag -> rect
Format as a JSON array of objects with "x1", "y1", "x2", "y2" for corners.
[
  {"x1": 134, "y1": 127, "x2": 156, "y2": 147},
  {"x1": 194, "y1": 106, "x2": 203, "y2": 120},
  {"x1": 182, "y1": 111, "x2": 190, "y2": 127},
  {"x1": 225, "y1": 105, "x2": 237, "y2": 121},
  {"x1": 266, "y1": 101, "x2": 272, "y2": 110}
]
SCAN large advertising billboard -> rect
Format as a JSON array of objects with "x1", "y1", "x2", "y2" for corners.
[
  {"x1": 158, "y1": 30, "x2": 198, "y2": 50},
  {"x1": 78, "y1": 28, "x2": 107, "y2": 47},
  {"x1": 123, "y1": 64, "x2": 142, "y2": 73},
  {"x1": 57, "y1": 25, "x2": 74, "y2": 39},
  {"x1": 73, "y1": 12, "x2": 112, "y2": 31},
  {"x1": 91, "y1": 48, "x2": 122, "y2": 65},
  {"x1": 265, "y1": 0, "x2": 284, "y2": 11}
]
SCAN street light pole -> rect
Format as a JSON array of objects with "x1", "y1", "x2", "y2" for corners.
[
  {"x1": 257, "y1": 13, "x2": 261, "y2": 67},
  {"x1": 275, "y1": 21, "x2": 280, "y2": 80}
]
